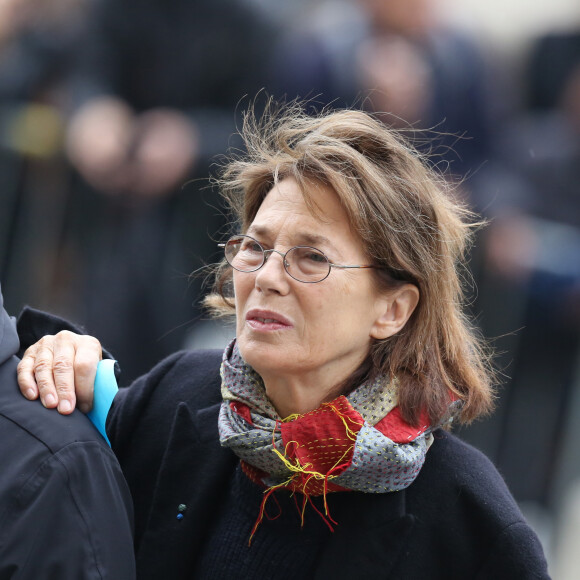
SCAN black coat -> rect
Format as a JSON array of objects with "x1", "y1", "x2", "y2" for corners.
[
  {"x1": 106, "y1": 348, "x2": 550, "y2": 580},
  {"x1": 0, "y1": 295, "x2": 135, "y2": 579}
]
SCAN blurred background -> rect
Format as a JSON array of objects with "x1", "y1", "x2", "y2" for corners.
[{"x1": 0, "y1": 0, "x2": 579, "y2": 576}]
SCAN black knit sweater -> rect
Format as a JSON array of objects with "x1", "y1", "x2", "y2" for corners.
[{"x1": 194, "y1": 464, "x2": 332, "y2": 579}]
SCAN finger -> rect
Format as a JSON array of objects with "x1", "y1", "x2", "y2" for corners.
[
  {"x1": 73, "y1": 336, "x2": 102, "y2": 414},
  {"x1": 33, "y1": 337, "x2": 59, "y2": 409},
  {"x1": 17, "y1": 345, "x2": 40, "y2": 400},
  {"x1": 53, "y1": 331, "x2": 79, "y2": 414}
]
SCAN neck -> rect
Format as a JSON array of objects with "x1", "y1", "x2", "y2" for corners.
[{"x1": 260, "y1": 369, "x2": 349, "y2": 419}]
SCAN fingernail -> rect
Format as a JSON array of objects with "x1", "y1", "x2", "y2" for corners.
[
  {"x1": 59, "y1": 400, "x2": 72, "y2": 413},
  {"x1": 44, "y1": 394, "x2": 57, "y2": 407},
  {"x1": 25, "y1": 389, "x2": 36, "y2": 400}
]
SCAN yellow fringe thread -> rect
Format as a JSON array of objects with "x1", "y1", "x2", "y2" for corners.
[{"x1": 248, "y1": 400, "x2": 364, "y2": 544}]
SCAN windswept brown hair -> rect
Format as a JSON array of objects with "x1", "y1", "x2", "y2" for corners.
[{"x1": 206, "y1": 101, "x2": 495, "y2": 427}]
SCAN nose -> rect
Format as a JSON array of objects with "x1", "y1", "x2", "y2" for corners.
[
  {"x1": 255, "y1": 249, "x2": 290, "y2": 294},
  {"x1": 263, "y1": 249, "x2": 288, "y2": 268}
]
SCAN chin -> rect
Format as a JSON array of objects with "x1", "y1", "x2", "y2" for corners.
[{"x1": 237, "y1": 337, "x2": 292, "y2": 375}]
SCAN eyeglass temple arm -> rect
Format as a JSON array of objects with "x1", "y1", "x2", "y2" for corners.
[{"x1": 329, "y1": 264, "x2": 379, "y2": 270}]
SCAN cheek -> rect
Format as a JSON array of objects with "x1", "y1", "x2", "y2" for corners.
[
  {"x1": 298, "y1": 288, "x2": 348, "y2": 337},
  {"x1": 233, "y1": 273, "x2": 252, "y2": 326},
  {"x1": 233, "y1": 271, "x2": 252, "y2": 302},
  {"x1": 316, "y1": 278, "x2": 377, "y2": 333}
]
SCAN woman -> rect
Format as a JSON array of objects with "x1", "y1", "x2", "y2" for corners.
[{"x1": 17, "y1": 105, "x2": 549, "y2": 579}]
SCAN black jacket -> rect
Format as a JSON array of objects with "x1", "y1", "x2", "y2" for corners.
[
  {"x1": 104, "y1": 348, "x2": 550, "y2": 580},
  {"x1": 0, "y1": 294, "x2": 136, "y2": 579}
]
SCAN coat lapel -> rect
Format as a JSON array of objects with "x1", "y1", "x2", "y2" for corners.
[{"x1": 135, "y1": 401, "x2": 237, "y2": 580}]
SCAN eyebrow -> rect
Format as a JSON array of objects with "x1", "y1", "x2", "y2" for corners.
[{"x1": 246, "y1": 225, "x2": 334, "y2": 249}]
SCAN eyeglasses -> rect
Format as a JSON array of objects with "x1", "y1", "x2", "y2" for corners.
[{"x1": 219, "y1": 235, "x2": 379, "y2": 284}]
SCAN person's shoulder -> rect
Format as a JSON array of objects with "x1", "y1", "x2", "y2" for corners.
[
  {"x1": 135, "y1": 348, "x2": 223, "y2": 406},
  {"x1": 0, "y1": 359, "x2": 128, "y2": 532},
  {"x1": 406, "y1": 430, "x2": 549, "y2": 576},
  {"x1": 0, "y1": 358, "x2": 109, "y2": 455},
  {"x1": 428, "y1": 429, "x2": 496, "y2": 469},
  {"x1": 108, "y1": 348, "x2": 223, "y2": 437},
  {"x1": 414, "y1": 429, "x2": 525, "y2": 524},
  {"x1": 0, "y1": 365, "x2": 136, "y2": 578},
  {"x1": 423, "y1": 429, "x2": 509, "y2": 487},
  {"x1": 169, "y1": 348, "x2": 223, "y2": 383}
]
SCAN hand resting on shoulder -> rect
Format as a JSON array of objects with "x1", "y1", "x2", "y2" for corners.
[{"x1": 17, "y1": 330, "x2": 102, "y2": 414}]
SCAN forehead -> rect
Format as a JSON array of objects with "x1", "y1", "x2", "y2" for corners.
[{"x1": 249, "y1": 177, "x2": 351, "y2": 236}]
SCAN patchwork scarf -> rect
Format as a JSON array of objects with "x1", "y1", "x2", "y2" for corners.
[{"x1": 218, "y1": 339, "x2": 458, "y2": 534}]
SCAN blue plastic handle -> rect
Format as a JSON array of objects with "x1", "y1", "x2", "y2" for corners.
[{"x1": 87, "y1": 359, "x2": 119, "y2": 446}]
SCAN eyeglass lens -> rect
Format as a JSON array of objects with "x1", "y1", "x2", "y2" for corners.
[{"x1": 224, "y1": 236, "x2": 331, "y2": 283}]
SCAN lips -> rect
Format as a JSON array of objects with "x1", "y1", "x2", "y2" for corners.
[{"x1": 245, "y1": 309, "x2": 293, "y2": 330}]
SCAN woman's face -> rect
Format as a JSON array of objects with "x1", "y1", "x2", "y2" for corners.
[{"x1": 233, "y1": 177, "x2": 392, "y2": 405}]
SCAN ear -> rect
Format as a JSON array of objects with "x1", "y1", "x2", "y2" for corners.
[{"x1": 370, "y1": 284, "x2": 420, "y2": 340}]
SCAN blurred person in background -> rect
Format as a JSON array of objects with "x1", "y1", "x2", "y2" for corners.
[
  {"x1": 0, "y1": 0, "x2": 89, "y2": 315},
  {"x1": 48, "y1": 0, "x2": 276, "y2": 384},
  {"x1": 0, "y1": 0, "x2": 87, "y2": 103},
  {"x1": 468, "y1": 26, "x2": 580, "y2": 513},
  {"x1": 270, "y1": 0, "x2": 499, "y2": 187}
]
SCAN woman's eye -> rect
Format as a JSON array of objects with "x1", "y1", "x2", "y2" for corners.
[
  {"x1": 240, "y1": 240, "x2": 262, "y2": 253},
  {"x1": 304, "y1": 251, "x2": 327, "y2": 263}
]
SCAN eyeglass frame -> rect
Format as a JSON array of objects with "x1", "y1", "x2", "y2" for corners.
[{"x1": 218, "y1": 234, "x2": 381, "y2": 284}]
